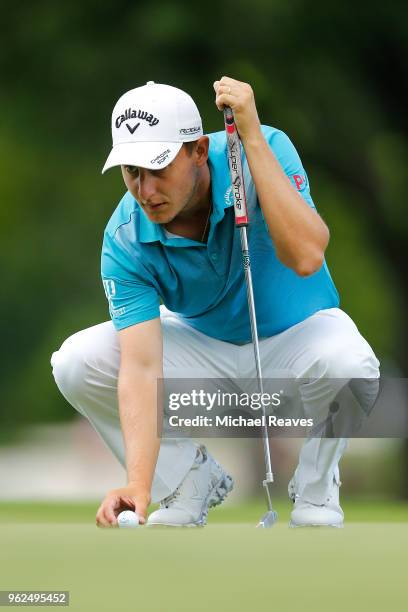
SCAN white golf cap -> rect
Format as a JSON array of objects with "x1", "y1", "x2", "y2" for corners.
[{"x1": 102, "y1": 81, "x2": 203, "y2": 173}]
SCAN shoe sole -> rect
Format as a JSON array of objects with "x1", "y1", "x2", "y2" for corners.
[
  {"x1": 289, "y1": 521, "x2": 344, "y2": 529},
  {"x1": 148, "y1": 471, "x2": 234, "y2": 528}
]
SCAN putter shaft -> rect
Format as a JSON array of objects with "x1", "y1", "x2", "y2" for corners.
[{"x1": 239, "y1": 227, "x2": 274, "y2": 491}]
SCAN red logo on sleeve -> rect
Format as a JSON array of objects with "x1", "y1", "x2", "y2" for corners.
[{"x1": 292, "y1": 174, "x2": 305, "y2": 190}]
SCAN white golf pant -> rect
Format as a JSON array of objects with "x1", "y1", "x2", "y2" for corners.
[{"x1": 51, "y1": 307, "x2": 379, "y2": 504}]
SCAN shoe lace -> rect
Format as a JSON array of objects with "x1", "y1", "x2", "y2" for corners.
[{"x1": 160, "y1": 487, "x2": 181, "y2": 509}]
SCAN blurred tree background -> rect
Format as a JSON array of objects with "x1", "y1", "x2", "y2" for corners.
[{"x1": 0, "y1": 1, "x2": 407, "y2": 491}]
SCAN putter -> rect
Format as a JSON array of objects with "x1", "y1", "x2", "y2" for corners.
[{"x1": 223, "y1": 106, "x2": 278, "y2": 528}]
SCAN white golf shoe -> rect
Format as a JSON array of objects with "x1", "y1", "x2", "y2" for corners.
[
  {"x1": 289, "y1": 479, "x2": 344, "y2": 528},
  {"x1": 147, "y1": 445, "x2": 233, "y2": 527}
]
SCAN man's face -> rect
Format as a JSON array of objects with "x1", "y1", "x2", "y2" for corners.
[{"x1": 121, "y1": 143, "x2": 205, "y2": 224}]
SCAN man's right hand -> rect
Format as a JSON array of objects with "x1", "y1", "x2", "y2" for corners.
[{"x1": 95, "y1": 484, "x2": 151, "y2": 527}]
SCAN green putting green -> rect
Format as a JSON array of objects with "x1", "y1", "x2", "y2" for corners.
[{"x1": 0, "y1": 500, "x2": 407, "y2": 611}]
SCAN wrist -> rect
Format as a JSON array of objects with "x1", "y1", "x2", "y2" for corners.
[
  {"x1": 127, "y1": 482, "x2": 151, "y2": 502},
  {"x1": 240, "y1": 126, "x2": 266, "y2": 149}
]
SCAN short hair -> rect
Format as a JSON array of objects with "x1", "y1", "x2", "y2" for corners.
[{"x1": 183, "y1": 141, "x2": 198, "y2": 156}]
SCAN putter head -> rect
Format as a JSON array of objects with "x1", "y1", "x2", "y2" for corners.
[
  {"x1": 257, "y1": 479, "x2": 277, "y2": 527},
  {"x1": 257, "y1": 510, "x2": 278, "y2": 528}
]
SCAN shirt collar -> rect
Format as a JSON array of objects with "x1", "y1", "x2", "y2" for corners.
[{"x1": 138, "y1": 212, "x2": 162, "y2": 243}]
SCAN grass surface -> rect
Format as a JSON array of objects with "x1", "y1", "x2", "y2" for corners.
[{"x1": 0, "y1": 500, "x2": 407, "y2": 611}]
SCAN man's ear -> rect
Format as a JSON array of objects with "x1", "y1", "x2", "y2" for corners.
[{"x1": 195, "y1": 136, "x2": 209, "y2": 167}]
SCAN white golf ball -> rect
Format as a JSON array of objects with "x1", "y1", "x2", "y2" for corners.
[{"x1": 117, "y1": 510, "x2": 140, "y2": 528}]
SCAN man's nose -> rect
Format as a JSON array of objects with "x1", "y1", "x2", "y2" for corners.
[{"x1": 138, "y1": 171, "x2": 157, "y2": 203}]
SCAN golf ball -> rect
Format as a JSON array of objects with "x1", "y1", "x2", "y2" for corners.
[{"x1": 117, "y1": 510, "x2": 140, "y2": 528}]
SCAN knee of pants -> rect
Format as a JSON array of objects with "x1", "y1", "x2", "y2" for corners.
[
  {"x1": 51, "y1": 331, "x2": 105, "y2": 404},
  {"x1": 308, "y1": 337, "x2": 380, "y2": 380}
]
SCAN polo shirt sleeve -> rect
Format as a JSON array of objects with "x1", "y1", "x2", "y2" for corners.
[
  {"x1": 265, "y1": 128, "x2": 316, "y2": 209},
  {"x1": 101, "y1": 230, "x2": 160, "y2": 331}
]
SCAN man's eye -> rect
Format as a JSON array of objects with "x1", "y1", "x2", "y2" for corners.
[{"x1": 125, "y1": 166, "x2": 139, "y2": 175}]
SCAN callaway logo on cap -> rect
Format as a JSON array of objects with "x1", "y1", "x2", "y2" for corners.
[{"x1": 102, "y1": 81, "x2": 203, "y2": 173}]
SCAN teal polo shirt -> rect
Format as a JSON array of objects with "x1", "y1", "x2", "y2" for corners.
[{"x1": 101, "y1": 125, "x2": 339, "y2": 344}]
